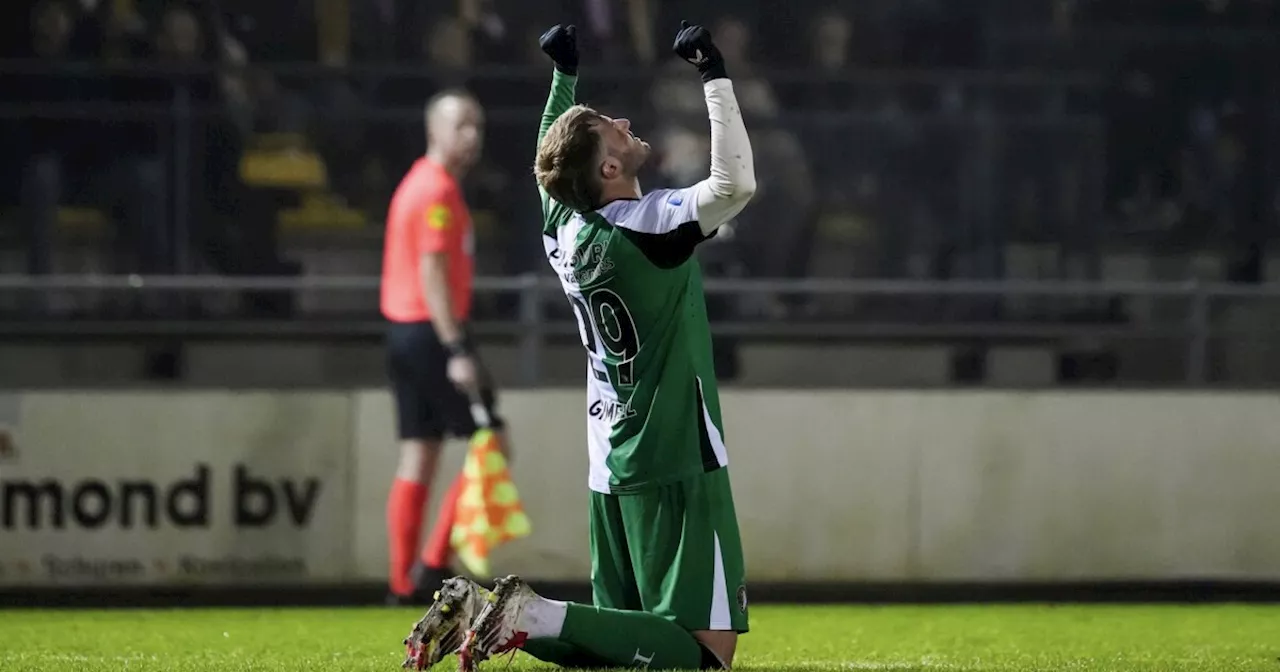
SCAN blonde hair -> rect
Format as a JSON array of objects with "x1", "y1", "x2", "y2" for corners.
[{"x1": 534, "y1": 105, "x2": 605, "y2": 213}]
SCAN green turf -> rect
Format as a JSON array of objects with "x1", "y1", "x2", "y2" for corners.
[{"x1": 0, "y1": 605, "x2": 1277, "y2": 671}]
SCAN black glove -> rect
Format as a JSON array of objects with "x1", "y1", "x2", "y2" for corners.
[
  {"x1": 672, "y1": 20, "x2": 727, "y2": 83},
  {"x1": 539, "y1": 24, "x2": 579, "y2": 76}
]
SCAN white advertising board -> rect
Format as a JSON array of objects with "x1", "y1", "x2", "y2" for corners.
[
  {"x1": 0, "y1": 392, "x2": 353, "y2": 586},
  {"x1": 3, "y1": 388, "x2": 1280, "y2": 587}
]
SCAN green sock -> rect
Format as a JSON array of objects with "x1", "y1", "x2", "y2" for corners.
[
  {"x1": 557, "y1": 603, "x2": 705, "y2": 670},
  {"x1": 521, "y1": 639, "x2": 610, "y2": 669}
]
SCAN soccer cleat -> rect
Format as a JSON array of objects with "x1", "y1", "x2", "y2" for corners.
[
  {"x1": 401, "y1": 577, "x2": 490, "y2": 670},
  {"x1": 457, "y1": 575, "x2": 538, "y2": 672}
]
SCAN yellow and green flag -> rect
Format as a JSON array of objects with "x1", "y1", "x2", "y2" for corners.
[{"x1": 450, "y1": 429, "x2": 531, "y2": 578}]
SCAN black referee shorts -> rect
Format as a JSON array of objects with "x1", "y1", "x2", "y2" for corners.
[{"x1": 385, "y1": 321, "x2": 504, "y2": 442}]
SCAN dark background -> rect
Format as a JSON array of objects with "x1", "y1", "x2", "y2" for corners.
[{"x1": 1, "y1": 0, "x2": 1279, "y2": 387}]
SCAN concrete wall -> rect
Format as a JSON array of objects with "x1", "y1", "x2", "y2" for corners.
[{"x1": 8, "y1": 337, "x2": 1280, "y2": 388}]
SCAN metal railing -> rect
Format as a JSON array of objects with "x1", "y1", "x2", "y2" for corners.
[{"x1": 3, "y1": 274, "x2": 1279, "y2": 386}]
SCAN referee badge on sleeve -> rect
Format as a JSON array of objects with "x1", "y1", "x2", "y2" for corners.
[{"x1": 427, "y1": 204, "x2": 452, "y2": 230}]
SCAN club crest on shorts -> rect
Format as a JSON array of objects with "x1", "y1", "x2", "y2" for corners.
[{"x1": 737, "y1": 584, "x2": 748, "y2": 612}]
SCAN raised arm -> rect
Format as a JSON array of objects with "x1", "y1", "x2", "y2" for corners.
[
  {"x1": 673, "y1": 21, "x2": 756, "y2": 235},
  {"x1": 539, "y1": 70, "x2": 578, "y2": 149},
  {"x1": 536, "y1": 25, "x2": 581, "y2": 230}
]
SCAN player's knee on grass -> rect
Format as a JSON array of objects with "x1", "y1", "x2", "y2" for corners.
[{"x1": 693, "y1": 630, "x2": 737, "y2": 669}]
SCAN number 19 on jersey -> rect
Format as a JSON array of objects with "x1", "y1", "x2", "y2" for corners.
[{"x1": 567, "y1": 288, "x2": 638, "y2": 390}]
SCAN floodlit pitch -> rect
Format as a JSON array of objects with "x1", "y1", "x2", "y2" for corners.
[{"x1": 1, "y1": 604, "x2": 1277, "y2": 671}]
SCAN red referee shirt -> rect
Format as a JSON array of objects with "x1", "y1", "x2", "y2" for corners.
[{"x1": 380, "y1": 157, "x2": 475, "y2": 323}]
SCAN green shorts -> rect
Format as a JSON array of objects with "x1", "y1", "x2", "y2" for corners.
[{"x1": 588, "y1": 467, "x2": 749, "y2": 633}]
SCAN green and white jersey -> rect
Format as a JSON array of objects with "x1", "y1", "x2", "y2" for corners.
[
  {"x1": 536, "y1": 69, "x2": 754, "y2": 494},
  {"x1": 544, "y1": 190, "x2": 729, "y2": 494}
]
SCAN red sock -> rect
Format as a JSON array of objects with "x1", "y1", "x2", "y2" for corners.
[
  {"x1": 421, "y1": 474, "x2": 464, "y2": 570},
  {"x1": 387, "y1": 478, "x2": 428, "y2": 596}
]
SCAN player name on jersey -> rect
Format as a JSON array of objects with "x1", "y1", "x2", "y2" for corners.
[{"x1": 589, "y1": 398, "x2": 638, "y2": 424}]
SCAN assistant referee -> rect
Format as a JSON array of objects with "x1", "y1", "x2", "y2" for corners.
[{"x1": 380, "y1": 89, "x2": 507, "y2": 605}]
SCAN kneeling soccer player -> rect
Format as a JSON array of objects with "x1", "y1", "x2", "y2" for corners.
[{"x1": 402, "y1": 19, "x2": 755, "y2": 671}]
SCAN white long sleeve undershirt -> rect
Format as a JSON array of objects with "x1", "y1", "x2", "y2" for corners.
[{"x1": 690, "y1": 78, "x2": 757, "y2": 236}]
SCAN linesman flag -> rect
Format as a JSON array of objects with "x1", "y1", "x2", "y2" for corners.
[{"x1": 450, "y1": 398, "x2": 531, "y2": 578}]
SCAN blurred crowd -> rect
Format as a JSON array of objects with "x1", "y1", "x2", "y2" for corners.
[
  {"x1": 2, "y1": 0, "x2": 267, "y2": 284},
  {"x1": 2, "y1": 0, "x2": 1279, "y2": 318}
]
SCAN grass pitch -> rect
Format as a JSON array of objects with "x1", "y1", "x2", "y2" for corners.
[{"x1": 1, "y1": 604, "x2": 1277, "y2": 671}]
